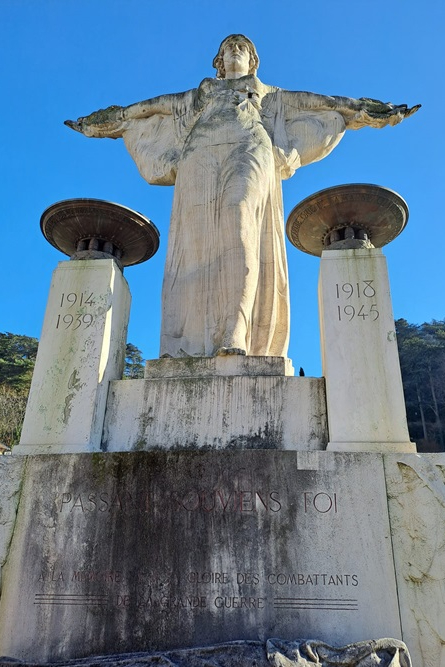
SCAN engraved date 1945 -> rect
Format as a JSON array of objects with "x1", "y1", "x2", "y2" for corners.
[{"x1": 335, "y1": 280, "x2": 379, "y2": 322}]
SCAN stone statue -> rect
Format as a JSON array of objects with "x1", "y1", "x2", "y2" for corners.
[{"x1": 66, "y1": 34, "x2": 419, "y2": 359}]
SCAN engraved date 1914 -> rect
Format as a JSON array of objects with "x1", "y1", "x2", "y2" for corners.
[{"x1": 55, "y1": 291, "x2": 95, "y2": 330}]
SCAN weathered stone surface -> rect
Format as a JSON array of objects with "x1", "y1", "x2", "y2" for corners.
[
  {"x1": 15, "y1": 260, "x2": 130, "y2": 455},
  {"x1": 0, "y1": 637, "x2": 412, "y2": 667},
  {"x1": 0, "y1": 642, "x2": 268, "y2": 667},
  {"x1": 0, "y1": 451, "x2": 401, "y2": 662},
  {"x1": 0, "y1": 451, "x2": 400, "y2": 661},
  {"x1": 0, "y1": 457, "x2": 25, "y2": 590},
  {"x1": 145, "y1": 355, "x2": 295, "y2": 378},
  {"x1": 385, "y1": 453, "x2": 445, "y2": 667},
  {"x1": 66, "y1": 35, "x2": 417, "y2": 359},
  {"x1": 102, "y1": 376, "x2": 326, "y2": 451},
  {"x1": 319, "y1": 249, "x2": 415, "y2": 453}
]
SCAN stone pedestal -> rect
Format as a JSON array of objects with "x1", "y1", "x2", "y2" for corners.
[
  {"x1": 0, "y1": 451, "x2": 401, "y2": 663},
  {"x1": 318, "y1": 248, "x2": 415, "y2": 453},
  {"x1": 102, "y1": 357, "x2": 327, "y2": 452},
  {"x1": 15, "y1": 259, "x2": 131, "y2": 455},
  {"x1": 2, "y1": 185, "x2": 432, "y2": 665},
  {"x1": 3, "y1": 450, "x2": 444, "y2": 667}
]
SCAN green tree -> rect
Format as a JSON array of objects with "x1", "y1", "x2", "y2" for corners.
[
  {"x1": 396, "y1": 319, "x2": 445, "y2": 452},
  {"x1": 0, "y1": 332, "x2": 38, "y2": 391},
  {"x1": 0, "y1": 384, "x2": 28, "y2": 449},
  {"x1": 0, "y1": 333, "x2": 38, "y2": 448},
  {"x1": 124, "y1": 343, "x2": 145, "y2": 379}
]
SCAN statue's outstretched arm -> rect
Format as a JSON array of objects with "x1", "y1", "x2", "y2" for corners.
[
  {"x1": 64, "y1": 93, "x2": 177, "y2": 139},
  {"x1": 281, "y1": 90, "x2": 420, "y2": 129}
]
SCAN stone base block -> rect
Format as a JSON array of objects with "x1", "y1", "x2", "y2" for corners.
[
  {"x1": 145, "y1": 355, "x2": 295, "y2": 378},
  {"x1": 102, "y1": 375, "x2": 326, "y2": 452}
]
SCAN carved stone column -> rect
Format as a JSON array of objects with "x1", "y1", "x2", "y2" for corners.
[
  {"x1": 287, "y1": 184, "x2": 416, "y2": 454},
  {"x1": 14, "y1": 199, "x2": 159, "y2": 455}
]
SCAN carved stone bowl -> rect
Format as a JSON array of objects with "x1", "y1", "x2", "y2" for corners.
[
  {"x1": 286, "y1": 184, "x2": 409, "y2": 256},
  {"x1": 41, "y1": 198, "x2": 160, "y2": 268}
]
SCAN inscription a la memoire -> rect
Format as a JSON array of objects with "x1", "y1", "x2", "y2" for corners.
[{"x1": 36, "y1": 567, "x2": 360, "y2": 613}]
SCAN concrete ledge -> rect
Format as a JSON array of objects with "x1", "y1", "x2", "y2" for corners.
[
  {"x1": 12, "y1": 443, "x2": 98, "y2": 456},
  {"x1": 327, "y1": 441, "x2": 417, "y2": 453},
  {"x1": 145, "y1": 355, "x2": 295, "y2": 378}
]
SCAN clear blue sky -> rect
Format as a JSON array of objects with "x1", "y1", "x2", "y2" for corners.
[{"x1": 1, "y1": 0, "x2": 442, "y2": 375}]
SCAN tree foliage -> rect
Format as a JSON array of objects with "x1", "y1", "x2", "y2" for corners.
[
  {"x1": 124, "y1": 343, "x2": 145, "y2": 379},
  {"x1": 0, "y1": 332, "x2": 38, "y2": 391},
  {"x1": 396, "y1": 319, "x2": 445, "y2": 452},
  {"x1": 0, "y1": 384, "x2": 28, "y2": 449},
  {"x1": 0, "y1": 333, "x2": 38, "y2": 448}
]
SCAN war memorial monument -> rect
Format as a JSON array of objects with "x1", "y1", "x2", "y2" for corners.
[{"x1": 1, "y1": 34, "x2": 441, "y2": 667}]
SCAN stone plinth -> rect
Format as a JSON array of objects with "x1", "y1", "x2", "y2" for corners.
[
  {"x1": 0, "y1": 451, "x2": 401, "y2": 662},
  {"x1": 318, "y1": 248, "x2": 415, "y2": 453},
  {"x1": 102, "y1": 367, "x2": 326, "y2": 452},
  {"x1": 15, "y1": 259, "x2": 131, "y2": 455},
  {"x1": 145, "y1": 355, "x2": 295, "y2": 378}
]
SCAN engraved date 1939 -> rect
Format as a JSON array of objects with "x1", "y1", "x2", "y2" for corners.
[{"x1": 55, "y1": 291, "x2": 95, "y2": 330}]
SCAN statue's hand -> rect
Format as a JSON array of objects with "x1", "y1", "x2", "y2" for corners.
[
  {"x1": 64, "y1": 105, "x2": 125, "y2": 138},
  {"x1": 404, "y1": 103, "x2": 422, "y2": 118},
  {"x1": 344, "y1": 98, "x2": 421, "y2": 129},
  {"x1": 359, "y1": 98, "x2": 421, "y2": 123},
  {"x1": 64, "y1": 119, "x2": 85, "y2": 133}
]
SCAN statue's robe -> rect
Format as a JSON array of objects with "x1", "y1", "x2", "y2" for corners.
[{"x1": 120, "y1": 76, "x2": 391, "y2": 358}]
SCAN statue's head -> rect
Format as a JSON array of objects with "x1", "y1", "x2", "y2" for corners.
[{"x1": 213, "y1": 34, "x2": 259, "y2": 78}]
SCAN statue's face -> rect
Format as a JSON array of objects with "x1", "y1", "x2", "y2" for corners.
[{"x1": 222, "y1": 39, "x2": 251, "y2": 77}]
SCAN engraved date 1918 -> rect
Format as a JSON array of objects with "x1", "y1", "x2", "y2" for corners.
[{"x1": 335, "y1": 280, "x2": 379, "y2": 322}]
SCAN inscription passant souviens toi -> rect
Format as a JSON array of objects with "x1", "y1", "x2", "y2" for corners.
[{"x1": 56, "y1": 489, "x2": 339, "y2": 514}]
